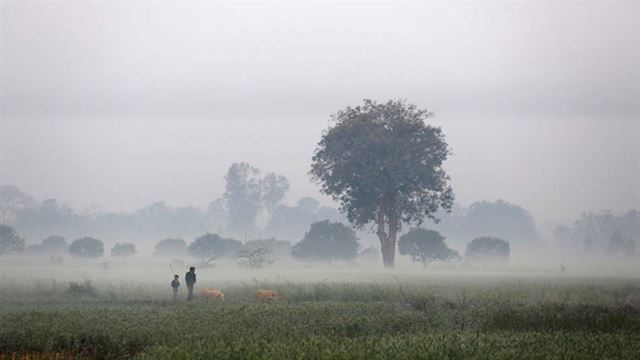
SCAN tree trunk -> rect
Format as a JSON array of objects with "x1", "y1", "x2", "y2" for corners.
[
  {"x1": 381, "y1": 237, "x2": 396, "y2": 268},
  {"x1": 377, "y1": 203, "x2": 397, "y2": 268}
]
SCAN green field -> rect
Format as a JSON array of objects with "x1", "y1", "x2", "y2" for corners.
[{"x1": 1, "y1": 265, "x2": 639, "y2": 359}]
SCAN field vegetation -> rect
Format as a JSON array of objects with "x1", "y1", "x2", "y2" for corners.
[{"x1": 1, "y1": 264, "x2": 639, "y2": 359}]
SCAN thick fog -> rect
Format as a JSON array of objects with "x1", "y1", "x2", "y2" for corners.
[{"x1": 1, "y1": 1, "x2": 638, "y2": 234}]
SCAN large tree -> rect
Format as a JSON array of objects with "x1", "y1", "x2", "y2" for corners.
[
  {"x1": 310, "y1": 99, "x2": 454, "y2": 267},
  {"x1": 224, "y1": 163, "x2": 265, "y2": 237},
  {"x1": 261, "y1": 173, "x2": 290, "y2": 214},
  {"x1": 223, "y1": 163, "x2": 290, "y2": 238}
]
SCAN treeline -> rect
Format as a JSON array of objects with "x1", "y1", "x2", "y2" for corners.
[
  {"x1": 553, "y1": 209, "x2": 640, "y2": 256},
  {"x1": 0, "y1": 222, "x2": 513, "y2": 268},
  {"x1": 0, "y1": 163, "x2": 344, "y2": 244},
  {"x1": 0, "y1": 182, "x2": 544, "y2": 250}
]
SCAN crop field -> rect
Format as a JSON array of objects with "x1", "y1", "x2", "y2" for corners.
[{"x1": 1, "y1": 263, "x2": 639, "y2": 359}]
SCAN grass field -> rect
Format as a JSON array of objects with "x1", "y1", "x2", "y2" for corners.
[{"x1": 1, "y1": 263, "x2": 639, "y2": 359}]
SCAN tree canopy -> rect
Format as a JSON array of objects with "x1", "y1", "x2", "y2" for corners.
[
  {"x1": 25, "y1": 235, "x2": 68, "y2": 255},
  {"x1": 310, "y1": 99, "x2": 454, "y2": 266},
  {"x1": 155, "y1": 238, "x2": 188, "y2": 257},
  {"x1": 465, "y1": 236, "x2": 510, "y2": 262},
  {"x1": 0, "y1": 185, "x2": 36, "y2": 225},
  {"x1": 224, "y1": 163, "x2": 290, "y2": 238},
  {"x1": 111, "y1": 243, "x2": 136, "y2": 257},
  {"x1": 0, "y1": 225, "x2": 25, "y2": 256},
  {"x1": 607, "y1": 230, "x2": 635, "y2": 256},
  {"x1": 553, "y1": 209, "x2": 639, "y2": 254},
  {"x1": 398, "y1": 228, "x2": 460, "y2": 266},
  {"x1": 188, "y1": 233, "x2": 242, "y2": 264},
  {"x1": 292, "y1": 220, "x2": 358, "y2": 262},
  {"x1": 68, "y1": 237, "x2": 104, "y2": 258}
]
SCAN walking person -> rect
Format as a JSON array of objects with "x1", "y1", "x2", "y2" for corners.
[
  {"x1": 171, "y1": 274, "x2": 180, "y2": 301},
  {"x1": 185, "y1": 266, "x2": 196, "y2": 301}
]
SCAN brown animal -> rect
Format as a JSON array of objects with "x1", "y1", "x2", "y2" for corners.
[
  {"x1": 202, "y1": 288, "x2": 225, "y2": 300},
  {"x1": 256, "y1": 289, "x2": 277, "y2": 302},
  {"x1": 624, "y1": 294, "x2": 640, "y2": 308}
]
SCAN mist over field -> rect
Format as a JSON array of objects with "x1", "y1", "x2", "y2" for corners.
[{"x1": 0, "y1": 1, "x2": 639, "y2": 359}]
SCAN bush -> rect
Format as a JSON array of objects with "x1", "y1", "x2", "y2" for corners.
[
  {"x1": 465, "y1": 236, "x2": 510, "y2": 262},
  {"x1": 66, "y1": 280, "x2": 97, "y2": 296},
  {"x1": 68, "y1": 237, "x2": 104, "y2": 258},
  {"x1": 237, "y1": 247, "x2": 273, "y2": 269},
  {"x1": 111, "y1": 243, "x2": 136, "y2": 257},
  {"x1": 245, "y1": 238, "x2": 292, "y2": 259}
]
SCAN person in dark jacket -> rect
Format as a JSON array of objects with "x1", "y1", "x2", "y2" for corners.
[{"x1": 185, "y1": 266, "x2": 196, "y2": 301}]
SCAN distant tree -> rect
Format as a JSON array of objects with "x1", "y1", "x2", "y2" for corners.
[
  {"x1": 607, "y1": 230, "x2": 635, "y2": 256},
  {"x1": 265, "y1": 197, "x2": 345, "y2": 242},
  {"x1": 0, "y1": 225, "x2": 25, "y2": 255},
  {"x1": 584, "y1": 237, "x2": 594, "y2": 252},
  {"x1": 14, "y1": 199, "x2": 80, "y2": 240},
  {"x1": 224, "y1": 163, "x2": 264, "y2": 237},
  {"x1": 205, "y1": 198, "x2": 228, "y2": 233},
  {"x1": 465, "y1": 237, "x2": 510, "y2": 262},
  {"x1": 25, "y1": 244, "x2": 43, "y2": 254},
  {"x1": 68, "y1": 237, "x2": 104, "y2": 258},
  {"x1": 358, "y1": 247, "x2": 380, "y2": 261},
  {"x1": 555, "y1": 209, "x2": 640, "y2": 252},
  {"x1": 261, "y1": 173, "x2": 290, "y2": 214},
  {"x1": 460, "y1": 201, "x2": 537, "y2": 243},
  {"x1": 310, "y1": 99, "x2": 454, "y2": 267},
  {"x1": 188, "y1": 233, "x2": 242, "y2": 265},
  {"x1": 292, "y1": 220, "x2": 358, "y2": 262},
  {"x1": 25, "y1": 235, "x2": 68, "y2": 255},
  {"x1": 41, "y1": 236, "x2": 68, "y2": 254},
  {"x1": 398, "y1": 228, "x2": 460, "y2": 267},
  {"x1": 111, "y1": 243, "x2": 136, "y2": 257},
  {"x1": 0, "y1": 185, "x2": 36, "y2": 225},
  {"x1": 237, "y1": 246, "x2": 273, "y2": 269},
  {"x1": 155, "y1": 238, "x2": 188, "y2": 257},
  {"x1": 245, "y1": 238, "x2": 292, "y2": 259},
  {"x1": 135, "y1": 201, "x2": 207, "y2": 239}
]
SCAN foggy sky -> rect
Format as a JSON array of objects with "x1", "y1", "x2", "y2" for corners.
[{"x1": 1, "y1": 1, "x2": 638, "y2": 224}]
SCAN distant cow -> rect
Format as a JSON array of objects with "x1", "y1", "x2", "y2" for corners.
[
  {"x1": 624, "y1": 294, "x2": 640, "y2": 308},
  {"x1": 202, "y1": 288, "x2": 225, "y2": 300},
  {"x1": 256, "y1": 289, "x2": 277, "y2": 302}
]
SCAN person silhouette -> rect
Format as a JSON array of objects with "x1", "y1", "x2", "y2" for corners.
[{"x1": 185, "y1": 267, "x2": 196, "y2": 301}]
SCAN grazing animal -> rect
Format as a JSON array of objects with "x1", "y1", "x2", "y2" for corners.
[
  {"x1": 202, "y1": 288, "x2": 225, "y2": 300},
  {"x1": 624, "y1": 294, "x2": 640, "y2": 308},
  {"x1": 256, "y1": 289, "x2": 277, "y2": 302}
]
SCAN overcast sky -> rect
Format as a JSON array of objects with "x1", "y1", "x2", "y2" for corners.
[{"x1": 1, "y1": 1, "x2": 638, "y2": 224}]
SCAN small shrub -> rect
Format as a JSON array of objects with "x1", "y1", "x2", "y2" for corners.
[{"x1": 66, "y1": 280, "x2": 97, "y2": 296}]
